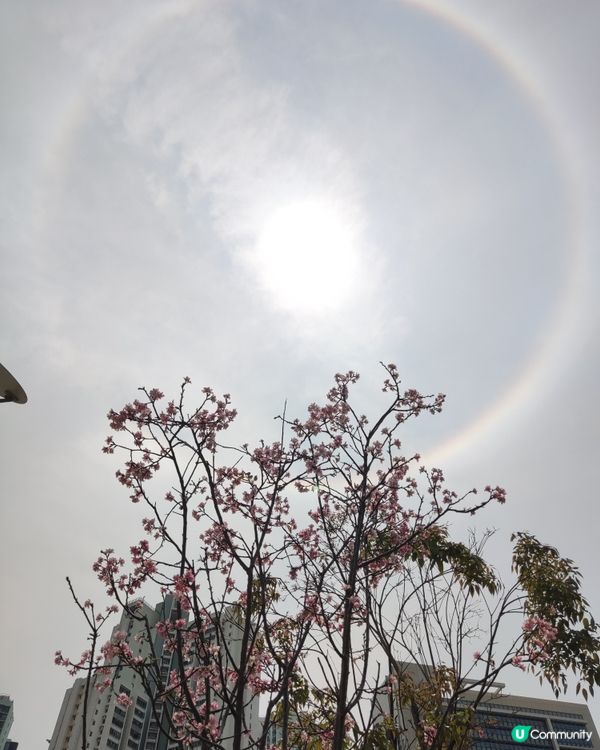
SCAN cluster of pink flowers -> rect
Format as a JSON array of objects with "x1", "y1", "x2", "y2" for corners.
[
  {"x1": 187, "y1": 389, "x2": 237, "y2": 452},
  {"x1": 171, "y1": 569, "x2": 198, "y2": 611},
  {"x1": 129, "y1": 539, "x2": 158, "y2": 581},
  {"x1": 522, "y1": 615, "x2": 558, "y2": 637},
  {"x1": 522, "y1": 615, "x2": 559, "y2": 662},
  {"x1": 428, "y1": 468, "x2": 445, "y2": 494},
  {"x1": 171, "y1": 705, "x2": 220, "y2": 745},
  {"x1": 485, "y1": 485, "x2": 507, "y2": 504},
  {"x1": 422, "y1": 724, "x2": 438, "y2": 747},
  {"x1": 100, "y1": 630, "x2": 142, "y2": 669},
  {"x1": 107, "y1": 398, "x2": 152, "y2": 431},
  {"x1": 115, "y1": 692, "x2": 133, "y2": 708},
  {"x1": 92, "y1": 549, "x2": 126, "y2": 594},
  {"x1": 54, "y1": 649, "x2": 94, "y2": 677},
  {"x1": 116, "y1": 459, "x2": 157, "y2": 489}
]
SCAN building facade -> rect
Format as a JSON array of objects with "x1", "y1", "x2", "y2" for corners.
[
  {"x1": 49, "y1": 601, "x2": 260, "y2": 750},
  {"x1": 49, "y1": 600, "x2": 159, "y2": 750},
  {"x1": 0, "y1": 696, "x2": 14, "y2": 750}
]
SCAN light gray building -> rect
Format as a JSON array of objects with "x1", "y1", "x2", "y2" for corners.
[
  {"x1": 49, "y1": 600, "x2": 160, "y2": 750},
  {"x1": 49, "y1": 601, "x2": 261, "y2": 750},
  {"x1": 0, "y1": 696, "x2": 14, "y2": 749},
  {"x1": 140, "y1": 603, "x2": 261, "y2": 750}
]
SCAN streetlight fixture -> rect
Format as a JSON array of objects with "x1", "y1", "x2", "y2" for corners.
[{"x1": 0, "y1": 363, "x2": 27, "y2": 404}]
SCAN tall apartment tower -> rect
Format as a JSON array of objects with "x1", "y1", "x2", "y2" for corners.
[
  {"x1": 50, "y1": 601, "x2": 261, "y2": 750},
  {"x1": 0, "y1": 696, "x2": 14, "y2": 749},
  {"x1": 49, "y1": 601, "x2": 160, "y2": 750},
  {"x1": 141, "y1": 605, "x2": 261, "y2": 750}
]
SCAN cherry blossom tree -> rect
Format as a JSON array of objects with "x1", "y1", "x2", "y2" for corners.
[{"x1": 56, "y1": 365, "x2": 600, "y2": 750}]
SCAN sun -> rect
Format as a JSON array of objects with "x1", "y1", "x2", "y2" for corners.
[{"x1": 254, "y1": 199, "x2": 359, "y2": 315}]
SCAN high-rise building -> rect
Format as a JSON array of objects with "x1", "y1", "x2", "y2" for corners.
[
  {"x1": 141, "y1": 604, "x2": 261, "y2": 750},
  {"x1": 0, "y1": 696, "x2": 14, "y2": 750},
  {"x1": 50, "y1": 600, "x2": 260, "y2": 750},
  {"x1": 49, "y1": 600, "x2": 159, "y2": 750}
]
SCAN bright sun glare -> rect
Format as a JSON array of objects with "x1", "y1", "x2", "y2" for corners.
[{"x1": 255, "y1": 199, "x2": 359, "y2": 315}]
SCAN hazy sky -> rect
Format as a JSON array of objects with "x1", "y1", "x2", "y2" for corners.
[{"x1": 1, "y1": 1, "x2": 599, "y2": 746}]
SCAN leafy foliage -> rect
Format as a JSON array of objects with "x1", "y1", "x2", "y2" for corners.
[{"x1": 512, "y1": 532, "x2": 600, "y2": 698}]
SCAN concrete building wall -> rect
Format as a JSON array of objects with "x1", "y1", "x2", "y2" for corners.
[
  {"x1": 0, "y1": 696, "x2": 14, "y2": 750},
  {"x1": 48, "y1": 678, "x2": 87, "y2": 750},
  {"x1": 50, "y1": 601, "x2": 260, "y2": 750},
  {"x1": 142, "y1": 604, "x2": 261, "y2": 750},
  {"x1": 213, "y1": 607, "x2": 261, "y2": 750},
  {"x1": 49, "y1": 601, "x2": 159, "y2": 750}
]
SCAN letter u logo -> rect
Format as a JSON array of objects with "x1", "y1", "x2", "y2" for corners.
[{"x1": 512, "y1": 726, "x2": 532, "y2": 743}]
